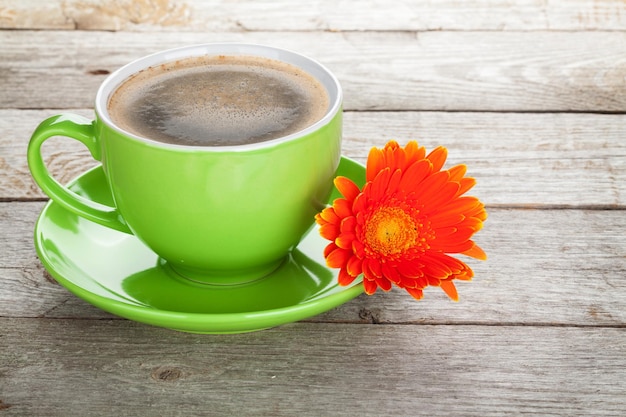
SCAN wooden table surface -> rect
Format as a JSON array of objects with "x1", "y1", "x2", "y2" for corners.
[{"x1": 1, "y1": 1, "x2": 625, "y2": 416}]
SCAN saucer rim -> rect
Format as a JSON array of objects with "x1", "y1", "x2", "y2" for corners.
[{"x1": 34, "y1": 157, "x2": 366, "y2": 334}]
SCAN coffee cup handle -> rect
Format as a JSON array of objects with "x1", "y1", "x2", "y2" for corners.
[{"x1": 27, "y1": 114, "x2": 132, "y2": 234}]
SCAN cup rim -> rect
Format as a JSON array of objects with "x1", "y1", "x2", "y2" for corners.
[{"x1": 95, "y1": 43, "x2": 342, "y2": 151}]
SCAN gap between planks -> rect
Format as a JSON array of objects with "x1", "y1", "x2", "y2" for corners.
[
  {"x1": 9, "y1": 107, "x2": 626, "y2": 115},
  {"x1": 3, "y1": 198, "x2": 625, "y2": 211},
  {"x1": 0, "y1": 315, "x2": 624, "y2": 329}
]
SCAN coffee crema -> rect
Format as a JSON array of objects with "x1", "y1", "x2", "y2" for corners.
[{"x1": 107, "y1": 55, "x2": 330, "y2": 146}]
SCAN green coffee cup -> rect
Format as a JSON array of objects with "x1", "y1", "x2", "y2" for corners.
[{"x1": 28, "y1": 44, "x2": 342, "y2": 285}]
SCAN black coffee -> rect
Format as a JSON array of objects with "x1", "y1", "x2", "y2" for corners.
[{"x1": 107, "y1": 55, "x2": 330, "y2": 146}]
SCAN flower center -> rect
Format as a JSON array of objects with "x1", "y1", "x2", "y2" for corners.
[{"x1": 365, "y1": 206, "x2": 418, "y2": 257}]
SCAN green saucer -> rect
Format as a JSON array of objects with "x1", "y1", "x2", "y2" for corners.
[{"x1": 34, "y1": 157, "x2": 366, "y2": 334}]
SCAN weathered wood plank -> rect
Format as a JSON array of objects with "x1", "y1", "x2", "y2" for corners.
[
  {"x1": 1, "y1": 319, "x2": 624, "y2": 417},
  {"x1": 3, "y1": 203, "x2": 625, "y2": 327},
  {"x1": 2, "y1": 0, "x2": 626, "y2": 32},
  {"x1": 2, "y1": 30, "x2": 626, "y2": 112},
  {"x1": 346, "y1": 111, "x2": 626, "y2": 207},
  {"x1": 321, "y1": 207, "x2": 626, "y2": 327},
  {"x1": 0, "y1": 109, "x2": 97, "y2": 200},
  {"x1": 2, "y1": 3, "x2": 624, "y2": 416},
  {"x1": 4, "y1": 109, "x2": 625, "y2": 206}
]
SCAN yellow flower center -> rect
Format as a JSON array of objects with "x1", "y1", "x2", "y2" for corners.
[{"x1": 365, "y1": 206, "x2": 418, "y2": 257}]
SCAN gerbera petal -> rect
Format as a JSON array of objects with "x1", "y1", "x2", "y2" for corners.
[
  {"x1": 317, "y1": 207, "x2": 340, "y2": 224},
  {"x1": 352, "y1": 192, "x2": 367, "y2": 213},
  {"x1": 434, "y1": 240, "x2": 475, "y2": 254},
  {"x1": 319, "y1": 222, "x2": 340, "y2": 241},
  {"x1": 440, "y1": 280, "x2": 459, "y2": 302},
  {"x1": 334, "y1": 176, "x2": 361, "y2": 202},
  {"x1": 323, "y1": 242, "x2": 338, "y2": 258},
  {"x1": 362, "y1": 258, "x2": 383, "y2": 279},
  {"x1": 332, "y1": 198, "x2": 353, "y2": 219},
  {"x1": 405, "y1": 287, "x2": 424, "y2": 300},
  {"x1": 457, "y1": 177, "x2": 476, "y2": 196},
  {"x1": 403, "y1": 141, "x2": 426, "y2": 166},
  {"x1": 335, "y1": 233, "x2": 356, "y2": 250},
  {"x1": 452, "y1": 226, "x2": 477, "y2": 242},
  {"x1": 386, "y1": 142, "x2": 405, "y2": 173},
  {"x1": 427, "y1": 254, "x2": 475, "y2": 283},
  {"x1": 340, "y1": 216, "x2": 357, "y2": 233},
  {"x1": 403, "y1": 275, "x2": 425, "y2": 290},
  {"x1": 432, "y1": 228, "x2": 457, "y2": 243},
  {"x1": 386, "y1": 168, "x2": 403, "y2": 195},
  {"x1": 338, "y1": 267, "x2": 357, "y2": 286},
  {"x1": 399, "y1": 159, "x2": 432, "y2": 191},
  {"x1": 461, "y1": 199, "x2": 486, "y2": 216},
  {"x1": 458, "y1": 218, "x2": 483, "y2": 232},
  {"x1": 431, "y1": 197, "x2": 483, "y2": 223},
  {"x1": 366, "y1": 147, "x2": 386, "y2": 182},
  {"x1": 413, "y1": 170, "x2": 450, "y2": 203},
  {"x1": 396, "y1": 260, "x2": 425, "y2": 279},
  {"x1": 427, "y1": 275, "x2": 443, "y2": 287},
  {"x1": 363, "y1": 277, "x2": 379, "y2": 295},
  {"x1": 346, "y1": 254, "x2": 363, "y2": 277},
  {"x1": 383, "y1": 140, "x2": 400, "y2": 157},
  {"x1": 382, "y1": 263, "x2": 401, "y2": 285},
  {"x1": 467, "y1": 203, "x2": 488, "y2": 222},
  {"x1": 432, "y1": 253, "x2": 467, "y2": 274},
  {"x1": 422, "y1": 181, "x2": 461, "y2": 211},
  {"x1": 447, "y1": 164, "x2": 467, "y2": 181},
  {"x1": 352, "y1": 238, "x2": 366, "y2": 257},
  {"x1": 422, "y1": 257, "x2": 452, "y2": 279},
  {"x1": 428, "y1": 211, "x2": 466, "y2": 229},
  {"x1": 370, "y1": 167, "x2": 393, "y2": 200},
  {"x1": 455, "y1": 267, "x2": 475, "y2": 281},
  {"x1": 462, "y1": 243, "x2": 487, "y2": 260},
  {"x1": 431, "y1": 226, "x2": 476, "y2": 249},
  {"x1": 426, "y1": 146, "x2": 448, "y2": 172},
  {"x1": 326, "y1": 247, "x2": 352, "y2": 269},
  {"x1": 375, "y1": 275, "x2": 393, "y2": 292}
]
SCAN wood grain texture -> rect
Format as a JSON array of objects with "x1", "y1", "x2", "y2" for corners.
[
  {"x1": 1, "y1": 319, "x2": 624, "y2": 417},
  {"x1": 0, "y1": 109, "x2": 97, "y2": 201},
  {"x1": 2, "y1": 30, "x2": 626, "y2": 112},
  {"x1": 2, "y1": 0, "x2": 626, "y2": 32},
  {"x1": 345, "y1": 111, "x2": 626, "y2": 207},
  {"x1": 2, "y1": 203, "x2": 625, "y2": 327},
  {"x1": 2, "y1": 3, "x2": 626, "y2": 415},
  {"x1": 5, "y1": 109, "x2": 625, "y2": 206}
]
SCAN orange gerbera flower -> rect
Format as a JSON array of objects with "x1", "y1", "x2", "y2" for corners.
[{"x1": 315, "y1": 140, "x2": 487, "y2": 301}]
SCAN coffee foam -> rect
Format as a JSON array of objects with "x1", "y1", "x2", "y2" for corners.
[{"x1": 107, "y1": 55, "x2": 330, "y2": 146}]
